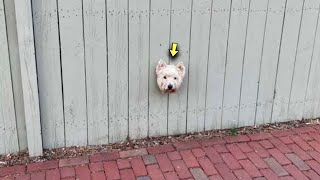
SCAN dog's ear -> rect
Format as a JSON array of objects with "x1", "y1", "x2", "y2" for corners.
[
  {"x1": 176, "y1": 62, "x2": 186, "y2": 78},
  {"x1": 156, "y1": 59, "x2": 167, "y2": 75}
]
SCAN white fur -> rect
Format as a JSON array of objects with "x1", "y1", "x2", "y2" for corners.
[{"x1": 156, "y1": 59, "x2": 186, "y2": 93}]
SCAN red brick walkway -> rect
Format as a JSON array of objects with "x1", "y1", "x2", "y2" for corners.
[{"x1": 2, "y1": 126, "x2": 320, "y2": 179}]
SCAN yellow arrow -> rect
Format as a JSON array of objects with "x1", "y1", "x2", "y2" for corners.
[{"x1": 169, "y1": 42, "x2": 179, "y2": 57}]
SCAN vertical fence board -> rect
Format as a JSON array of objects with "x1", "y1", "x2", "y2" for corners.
[
  {"x1": 15, "y1": 0, "x2": 43, "y2": 156},
  {"x1": 289, "y1": 0, "x2": 320, "y2": 120},
  {"x1": 167, "y1": 0, "x2": 192, "y2": 135},
  {"x1": 222, "y1": 0, "x2": 250, "y2": 128},
  {"x1": 32, "y1": 0, "x2": 65, "y2": 149},
  {"x1": 4, "y1": 0, "x2": 27, "y2": 151},
  {"x1": 83, "y1": 0, "x2": 108, "y2": 145},
  {"x1": 256, "y1": 0, "x2": 286, "y2": 125},
  {"x1": 58, "y1": 0, "x2": 87, "y2": 146},
  {"x1": 149, "y1": 0, "x2": 171, "y2": 137},
  {"x1": 128, "y1": 0, "x2": 149, "y2": 139},
  {"x1": 0, "y1": 0, "x2": 19, "y2": 154},
  {"x1": 107, "y1": 0, "x2": 129, "y2": 143},
  {"x1": 304, "y1": 5, "x2": 320, "y2": 119},
  {"x1": 272, "y1": 0, "x2": 304, "y2": 122},
  {"x1": 312, "y1": 32, "x2": 320, "y2": 119},
  {"x1": 187, "y1": 0, "x2": 212, "y2": 133},
  {"x1": 205, "y1": 0, "x2": 231, "y2": 130},
  {"x1": 239, "y1": 0, "x2": 268, "y2": 126},
  {"x1": 0, "y1": 0, "x2": 6, "y2": 154}
]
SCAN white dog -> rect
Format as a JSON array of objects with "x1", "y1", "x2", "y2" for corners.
[{"x1": 156, "y1": 59, "x2": 186, "y2": 93}]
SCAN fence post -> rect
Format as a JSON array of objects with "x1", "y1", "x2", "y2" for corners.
[{"x1": 14, "y1": 0, "x2": 43, "y2": 156}]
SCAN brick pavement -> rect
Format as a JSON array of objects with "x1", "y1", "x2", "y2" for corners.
[{"x1": 2, "y1": 125, "x2": 320, "y2": 179}]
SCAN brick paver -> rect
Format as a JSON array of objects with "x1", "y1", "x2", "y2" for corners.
[
  {"x1": 130, "y1": 157, "x2": 147, "y2": 177},
  {"x1": 285, "y1": 153, "x2": 310, "y2": 171},
  {"x1": 237, "y1": 142, "x2": 253, "y2": 153},
  {"x1": 120, "y1": 148, "x2": 148, "y2": 159},
  {"x1": 46, "y1": 169, "x2": 60, "y2": 180},
  {"x1": 220, "y1": 153, "x2": 242, "y2": 170},
  {"x1": 259, "y1": 140, "x2": 274, "y2": 149},
  {"x1": 213, "y1": 144, "x2": 229, "y2": 153},
  {"x1": 59, "y1": 157, "x2": 89, "y2": 167},
  {"x1": 200, "y1": 137, "x2": 226, "y2": 146},
  {"x1": 91, "y1": 171, "x2": 106, "y2": 180},
  {"x1": 146, "y1": 164, "x2": 164, "y2": 180},
  {"x1": 180, "y1": 150, "x2": 200, "y2": 168},
  {"x1": 89, "y1": 162, "x2": 104, "y2": 172},
  {"x1": 117, "y1": 159, "x2": 131, "y2": 170},
  {"x1": 226, "y1": 144, "x2": 247, "y2": 160},
  {"x1": 3, "y1": 125, "x2": 320, "y2": 179},
  {"x1": 163, "y1": 171, "x2": 179, "y2": 180},
  {"x1": 59, "y1": 167, "x2": 75, "y2": 178},
  {"x1": 191, "y1": 148, "x2": 206, "y2": 158},
  {"x1": 119, "y1": 169, "x2": 135, "y2": 180},
  {"x1": 167, "y1": 151, "x2": 181, "y2": 160},
  {"x1": 246, "y1": 151, "x2": 269, "y2": 169},
  {"x1": 197, "y1": 157, "x2": 217, "y2": 176},
  {"x1": 248, "y1": 141, "x2": 270, "y2": 158},
  {"x1": 75, "y1": 165, "x2": 90, "y2": 180}
]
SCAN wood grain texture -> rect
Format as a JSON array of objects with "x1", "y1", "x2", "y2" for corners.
[
  {"x1": 288, "y1": 0, "x2": 320, "y2": 120},
  {"x1": 167, "y1": 0, "x2": 192, "y2": 135},
  {"x1": 107, "y1": 0, "x2": 129, "y2": 143},
  {"x1": 205, "y1": 0, "x2": 231, "y2": 130},
  {"x1": 304, "y1": 5, "x2": 320, "y2": 119},
  {"x1": 272, "y1": 0, "x2": 304, "y2": 123},
  {"x1": 187, "y1": 0, "x2": 212, "y2": 133},
  {"x1": 0, "y1": 0, "x2": 19, "y2": 154},
  {"x1": 148, "y1": 0, "x2": 171, "y2": 137},
  {"x1": 4, "y1": 0, "x2": 27, "y2": 151},
  {"x1": 222, "y1": 0, "x2": 250, "y2": 128},
  {"x1": 128, "y1": 0, "x2": 149, "y2": 139},
  {"x1": 58, "y1": 0, "x2": 87, "y2": 146},
  {"x1": 239, "y1": 0, "x2": 268, "y2": 127},
  {"x1": 83, "y1": 0, "x2": 108, "y2": 145},
  {"x1": 32, "y1": 0, "x2": 65, "y2": 149},
  {"x1": 256, "y1": 0, "x2": 286, "y2": 125},
  {"x1": 14, "y1": 0, "x2": 43, "y2": 156}
]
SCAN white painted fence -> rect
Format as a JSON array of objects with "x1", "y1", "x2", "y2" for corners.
[{"x1": 1, "y1": 0, "x2": 320, "y2": 156}]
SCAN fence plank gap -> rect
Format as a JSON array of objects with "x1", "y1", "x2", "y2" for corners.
[
  {"x1": 128, "y1": 0, "x2": 150, "y2": 139},
  {"x1": 4, "y1": 0, "x2": 27, "y2": 152},
  {"x1": 148, "y1": 0, "x2": 171, "y2": 137},
  {"x1": 167, "y1": 0, "x2": 192, "y2": 135},
  {"x1": 58, "y1": 0, "x2": 87, "y2": 146},
  {"x1": 272, "y1": 0, "x2": 304, "y2": 123},
  {"x1": 289, "y1": 0, "x2": 320, "y2": 120},
  {"x1": 83, "y1": 0, "x2": 109, "y2": 145},
  {"x1": 239, "y1": 0, "x2": 268, "y2": 127},
  {"x1": 107, "y1": 0, "x2": 129, "y2": 143},
  {"x1": 222, "y1": 0, "x2": 250, "y2": 128},
  {"x1": 256, "y1": 0, "x2": 287, "y2": 125},
  {"x1": 187, "y1": 0, "x2": 212, "y2": 133},
  {"x1": 0, "y1": 0, "x2": 19, "y2": 154},
  {"x1": 32, "y1": 0, "x2": 65, "y2": 149},
  {"x1": 304, "y1": 3, "x2": 320, "y2": 119}
]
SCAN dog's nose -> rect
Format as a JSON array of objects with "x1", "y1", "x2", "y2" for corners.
[{"x1": 168, "y1": 84, "x2": 173, "y2": 90}]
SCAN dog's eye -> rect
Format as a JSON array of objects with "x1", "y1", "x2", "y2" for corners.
[
  {"x1": 163, "y1": 76, "x2": 167, "y2": 79},
  {"x1": 174, "y1": 77, "x2": 177, "y2": 80}
]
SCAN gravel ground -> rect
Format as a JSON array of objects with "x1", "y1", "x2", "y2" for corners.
[{"x1": 1, "y1": 118, "x2": 319, "y2": 167}]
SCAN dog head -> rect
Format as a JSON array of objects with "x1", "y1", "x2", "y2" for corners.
[{"x1": 156, "y1": 59, "x2": 186, "y2": 93}]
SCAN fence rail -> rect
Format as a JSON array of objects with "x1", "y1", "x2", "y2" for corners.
[{"x1": 1, "y1": 0, "x2": 320, "y2": 156}]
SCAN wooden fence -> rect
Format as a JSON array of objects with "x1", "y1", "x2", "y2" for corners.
[{"x1": 1, "y1": 0, "x2": 320, "y2": 156}]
